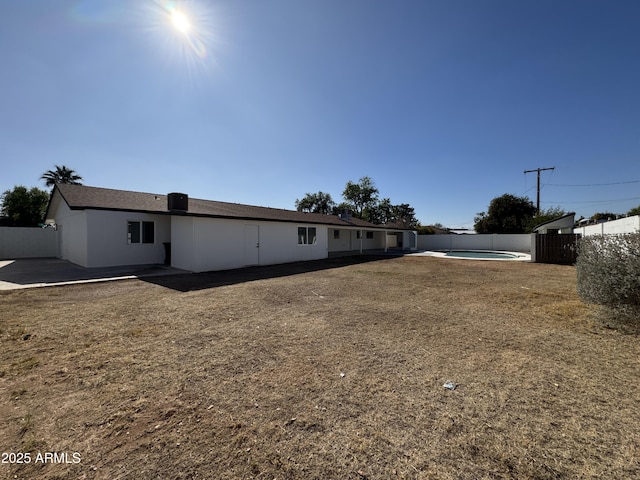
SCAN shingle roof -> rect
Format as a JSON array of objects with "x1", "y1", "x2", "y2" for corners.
[{"x1": 51, "y1": 184, "x2": 399, "y2": 229}]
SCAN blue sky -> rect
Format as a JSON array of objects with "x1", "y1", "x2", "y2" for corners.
[{"x1": 2, "y1": 0, "x2": 639, "y2": 228}]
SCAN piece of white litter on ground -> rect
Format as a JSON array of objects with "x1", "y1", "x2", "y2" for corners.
[
  {"x1": 340, "y1": 372, "x2": 346, "y2": 378},
  {"x1": 443, "y1": 381, "x2": 456, "y2": 390}
]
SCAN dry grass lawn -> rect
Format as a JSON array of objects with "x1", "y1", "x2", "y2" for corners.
[{"x1": 1, "y1": 255, "x2": 639, "y2": 479}]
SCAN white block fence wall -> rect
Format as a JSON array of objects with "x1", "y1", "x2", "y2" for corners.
[
  {"x1": 574, "y1": 215, "x2": 640, "y2": 236},
  {"x1": 0, "y1": 227, "x2": 58, "y2": 259},
  {"x1": 417, "y1": 234, "x2": 532, "y2": 253}
]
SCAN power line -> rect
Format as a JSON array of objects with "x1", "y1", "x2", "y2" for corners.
[
  {"x1": 542, "y1": 195, "x2": 640, "y2": 205},
  {"x1": 546, "y1": 179, "x2": 640, "y2": 187}
]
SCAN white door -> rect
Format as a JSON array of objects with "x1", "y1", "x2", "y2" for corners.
[{"x1": 243, "y1": 225, "x2": 259, "y2": 266}]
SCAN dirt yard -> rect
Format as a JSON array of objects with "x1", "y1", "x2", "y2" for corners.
[{"x1": 1, "y1": 255, "x2": 639, "y2": 479}]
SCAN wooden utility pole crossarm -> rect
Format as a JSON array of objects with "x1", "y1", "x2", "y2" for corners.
[{"x1": 524, "y1": 166, "x2": 555, "y2": 213}]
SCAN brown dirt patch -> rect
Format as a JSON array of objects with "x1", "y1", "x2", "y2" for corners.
[{"x1": 1, "y1": 256, "x2": 639, "y2": 479}]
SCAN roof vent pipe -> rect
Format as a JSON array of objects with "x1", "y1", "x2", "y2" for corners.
[{"x1": 168, "y1": 192, "x2": 188, "y2": 212}]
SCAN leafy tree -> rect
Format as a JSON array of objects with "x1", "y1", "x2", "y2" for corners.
[
  {"x1": 296, "y1": 176, "x2": 419, "y2": 227},
  {"x1": 628, "y1": 205, "x2": 640, "y2": 217},
  {"x1": 391, "y1": 203, "x2": 419, "y2": 228},
  {"x1": 342, "y1": 176, "x2": 379, "y2": 220},
  {"x1": 365, "y1": 197, "x2": 393, "y2": 224},
  {"x1": 0, "y1": 186, "x2": 50, "y2": 227},
  {"x1": 474, "y1": 194, "x2": 537, "y2": 233},
  {"x1": 41, "y1": 165, "x2": 83, "y2": 188},
  {"x1": 295, "y1": 191, "x2": 335, "y2": 214},
  {"x1": 367, "y1": 199, "x2": 418, "y2": 227}
]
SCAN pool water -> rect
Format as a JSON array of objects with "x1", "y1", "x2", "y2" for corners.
[{"x1": 444, "y1": 250, "x2": 519, "y2": 259}]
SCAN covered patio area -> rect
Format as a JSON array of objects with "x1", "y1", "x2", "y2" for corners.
[{"x1": 327, "y1": 227, "x2": 417, "y2": 256}]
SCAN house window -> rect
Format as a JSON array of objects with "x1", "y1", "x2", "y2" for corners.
[
  {"x1": 333, "y1": 230, "x2": 340, "y2": 240},
  {"x1": 366, "y1": 231, "x2": 374, "y2": 239},
  {"x1": 128, "y1": 221, "x2": 154, "y2": 244},
  {"x1": 298, "y1": 226, "x2": 317, "y2": 245}
]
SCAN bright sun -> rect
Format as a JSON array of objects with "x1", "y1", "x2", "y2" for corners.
[
  {"x1": 151, "y1": 1, "x2": 211, "y2": 61},
  {"x1": 171, "y1": 10, "x2": 191, "y2": 34}
]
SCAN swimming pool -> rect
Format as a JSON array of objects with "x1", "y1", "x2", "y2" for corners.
[
  {"x1": 413, "y1": 250, "x2": 531, "y2": 261},
  {"x1": 445, "y1": 250, "x2": 519, "y2": 259}
]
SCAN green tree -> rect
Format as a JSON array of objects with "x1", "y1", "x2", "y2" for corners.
[
  {"x1": 365, "y1": 197, "x2": 393, "y2": 224},
  {"x1": 0, "y1": 186, "x2": 50, "y2": 227},
  {"x1": 364, "y1": 198, "x2": 419, "y2": 227},
  {"x1": 41, "y1": 165, "x2": 83, "y2": 188},
  {"x1": 297, "y1": 176, "x2": 419, "y2": 227},
  {"x1": 628, "y1": 205, "x2": 640, "y2": 217},
  {"x1": 474, "y1": 194, "x2": 537, "y2": 233},
  {"x1": 295, "y1": 191, "x2": 335, "y2": 214},
  {"x1": 391, "y1": 203, "x2": 419, "y2": 228},
  {"x1": 342, "y1": 176, "x2": 379, "y2": 220}
]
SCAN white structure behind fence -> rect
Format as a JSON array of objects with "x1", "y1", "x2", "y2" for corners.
[
  {"x1": 0, "y1": 227, "x2": 58, "y2": 259},
  {"x1": 418, "y1": 234, "x2": 531, "y2": 252},
  {"x1": 574, "y1": 215, "x2": 640, "y2": 236}
]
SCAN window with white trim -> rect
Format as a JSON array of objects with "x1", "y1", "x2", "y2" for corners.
[
  {"x1": 128, "y1": 221, "x2": 155, "y2": 244},
  {"x1": 366, "y1": 231, "x2": 374, "y2": 239},
  {"x1": 298, "y1": 226, "x2": 317, "y2": 245}
]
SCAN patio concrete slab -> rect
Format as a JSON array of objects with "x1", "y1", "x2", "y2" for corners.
[{"x1": 0, "y1": 258, "x2": 187, "y2": 291}]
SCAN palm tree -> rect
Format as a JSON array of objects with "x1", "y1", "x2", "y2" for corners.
[{"x1": 41, "y1": 165, "x2": 83, "y2": 187}]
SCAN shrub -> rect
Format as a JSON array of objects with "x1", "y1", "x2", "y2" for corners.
[{"x1": 577, "y1": 234, "x2": 640, "y2": 329}]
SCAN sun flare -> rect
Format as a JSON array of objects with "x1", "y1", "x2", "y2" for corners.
[
  {"x1": 142, "y1": 0, "x2": 217, "y2": 64},
  {"x1": 171, "y1": 10, "x2": 191, "y2": 33}
]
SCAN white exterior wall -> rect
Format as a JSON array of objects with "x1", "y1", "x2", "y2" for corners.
[
  {"x1": 418, "y1": 234, "x2": 531, "y2": 252},
  {"x1": 328, "y1": 229, "x2": 352, "y2": 252},
  {"x1": 170, "y1": 216, "x2": 195, "y2": 271},
  {"x1": 0, "y1": 227, "x2": 58, "y2": 259},
  {"x1": 345, "y1": 230, "x2": 361, "y2": 251},
  {"x1": 84, "y1": 210, "x2": 171, "y2": 268},
  {"x1": 402, "y1": 231, "x2": 418, "y2": 250},
  {"x1": 52, "y1": 199, "x2": 89, "y2": 267},
  {"x1": 328, "y1": 228, "x2": 388, "y2": 252},
  {"x1": 260, "y1": 222, "x2": 328, "y2": 265},
  {"x1": 574, "y1": 215, "x2": 640, "y2": 236},
  {"x1": 172, "y1": 217, "x2": 329, "y2": 273},
  {"x1": 358, "y1": 230, "x2": 386, "y2": 250}
]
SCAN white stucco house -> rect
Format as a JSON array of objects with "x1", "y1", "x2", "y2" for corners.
[{"x1": 45, "y1": 184, "x2": 417, "y2": 272}]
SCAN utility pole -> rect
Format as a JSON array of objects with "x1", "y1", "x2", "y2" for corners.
[{"x1": 524, "y1": 167, "x2": 555, "y2": 213}]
